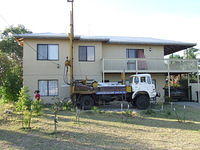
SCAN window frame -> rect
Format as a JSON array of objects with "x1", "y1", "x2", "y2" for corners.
[
  {"x1": 37, "y1": 44, "x2": 59, "y2": 61},
  {"x1": 126, "y1": 49, "x2": 144, "y2": 58},
  {"x1": 78, "y1": 46, "x2": 95, "y2": 62},
  {"x1": 38, "y1": 79, "x2": 59, "y2": 96}
]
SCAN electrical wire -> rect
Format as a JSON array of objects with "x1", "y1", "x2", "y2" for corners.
[
  {"x1": 0, "y1": 13, "x2": 71, "y2": 86},
  {"x1": 0, "y1": 13, "x2": 59, "y2": 66}
]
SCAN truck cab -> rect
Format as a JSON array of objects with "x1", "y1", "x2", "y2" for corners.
[{"x1": 129, "y1": 74, "x2": 157, "y2": 109}]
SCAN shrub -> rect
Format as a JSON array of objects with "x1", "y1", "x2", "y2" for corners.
[
  {"x1": 16, "y1": 87, "x2": 32, "y2": 129},
  {"x1": 32, "y1": 100, "x2": 43, "y2": 116},
  {"x1": 0, "y1": 51, "x2": 22, "y2": 103},
  {"x1": 91, "y1": 106, "x2": 101, "y2": 113},
  {"x1": 16, "y1": 87, "x2": 31, "y2": 111},
  {"x1": 63, "y1": 100, "x2": 74, "y2": 111},
  {"x1": 143, "y1": 109, "x2": 156, "y2": 115},
  {"x1": 164, "y1": 96, "x2": 173, "y2": 103}
]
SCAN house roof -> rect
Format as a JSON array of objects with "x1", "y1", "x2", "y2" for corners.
[{"x1": 14, "y1": 33, "x2": 196, "y2": 55}]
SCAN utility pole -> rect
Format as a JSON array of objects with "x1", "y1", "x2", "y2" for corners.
[{"x1": 67, "y1": 0, "x2": 74, "y2": 94}]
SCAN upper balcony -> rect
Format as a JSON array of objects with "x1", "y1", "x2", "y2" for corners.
[{"x1": 103, "y1": 58, "x2": 198, "y2": 73}]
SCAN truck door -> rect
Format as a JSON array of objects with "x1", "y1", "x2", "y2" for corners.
[{"x1": 139, "y1": 76, "x2": 148, "y2": 91}]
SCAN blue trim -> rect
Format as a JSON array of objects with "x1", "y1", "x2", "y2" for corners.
[{"x1": 96, "y1": 91, "x2": 127, "y2": 95}]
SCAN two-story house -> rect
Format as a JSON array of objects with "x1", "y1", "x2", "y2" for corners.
[{"x1": 15, "y1": 33, "x2": 197, "y2": 103}]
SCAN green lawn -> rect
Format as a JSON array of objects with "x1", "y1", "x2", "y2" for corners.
[{"x1": 0, "y1": 103, "x2": 200, "y2": 150}]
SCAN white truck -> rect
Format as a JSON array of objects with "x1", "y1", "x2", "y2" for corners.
[{"x1": 72, "y1": 74, "x2": 157, "y2": 110}]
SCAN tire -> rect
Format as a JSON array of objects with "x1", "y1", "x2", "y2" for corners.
[
  {"x1": 80, "y1": 95, "x2": 94, "y2": 110},
  {"x1": 135, "y1": 95, "x2": 150, "y2": 109},
  {"x1": 131, "y1": 100, "x2": 136, "y2": 106}
]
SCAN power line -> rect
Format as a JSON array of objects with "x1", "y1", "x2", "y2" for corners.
[{"x1": 0, "y1": 13, "x2": 60, "y2": 66}]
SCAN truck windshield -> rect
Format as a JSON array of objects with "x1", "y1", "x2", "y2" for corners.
[{"x1": 134, "y1": 77, "x2": 139, "y2": 84}]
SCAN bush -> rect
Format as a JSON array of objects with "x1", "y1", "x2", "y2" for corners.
[
  {"x1": 91, "y1": 106, "x2": 101, "y2": 113},
  {"x1": 32, "y1": 100, "x2": 43, "y2": 116},
  {"x1": 16, "y1": 87, "x2": 32, "y2": 129},
  {"x1": 143, "y1": 109, "x2": 156, "y2": 115},
  {"x1": 165, "y1": 96, "x2": 173, "y2": 103},
  {"x1": 124, "y1": 110, "x2": 133, "y2": 117},
  {"x1": 0, "y1": 51, "x2": 22, "y2": 103},
  {"x1": 62, "y1": 100, "x2": 74, "y2": 111},
  {"x1": 16, "y1": 87, "x2": 32, "y2": 111}
]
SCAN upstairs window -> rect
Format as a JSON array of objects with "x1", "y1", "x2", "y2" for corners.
[
  {"x1": 79, "y1": 46, "x2": 95, "y2": 62},
  {"x1": 37, "y1": 44, "x2": 59, "y2": 60},
  {"x1": 126, "y1": 49, "x2": 145, "y2": 58}
]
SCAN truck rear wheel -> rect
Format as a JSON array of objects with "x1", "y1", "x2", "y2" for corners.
[
  {"x1": 136, "y1": 95, "x2": 150, "y2": 109},
  {"x1": 80, "y1": 95, "x2": 94, "y2": 110}
]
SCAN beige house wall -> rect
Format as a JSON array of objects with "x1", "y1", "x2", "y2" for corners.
[
  {"x1": 23, "y1": 39, "x2": 166, "y2": 103},
  {"x1": 23, "y1": 39, "x2": 70, "y2": 103},
  {"x1": 73, "y1": 41, "x2": 103, "y2": 81},
  {"x1": 102, "y1": 44, "x2": 164, "y2": 59}
]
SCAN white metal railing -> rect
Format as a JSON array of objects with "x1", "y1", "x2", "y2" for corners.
[{"x1": 103, "y1": 58, "x2": 198, "y2": 73}]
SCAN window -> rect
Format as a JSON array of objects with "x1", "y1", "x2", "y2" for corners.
[
  {"x1": 147, "y1": 76, "x2": 152, "y2": 84},
  {"x1": 79, "y1": 46, "x2": 95, "y2": 61},
  {"x1": 38, "y1": 80, "x2": 58, "y2": 96},
  {"x1": 126, "y1": 49, "x2": 146, "y2": 70},
  {"x1": 37, "y1": 44, "x2": 59, "y2": 60},
  {"x1": 134, "y1": 77, "x2": 139, "y2": 84},
  {"x1": 152, "y1": 79, "x2": 156, "y2": 88},
  {"x1": 126, "y1": 49, "x2": 144, "y2": 58},
  {"x1": 140, "y1": 77, "x2": 146, "y2": 83}
]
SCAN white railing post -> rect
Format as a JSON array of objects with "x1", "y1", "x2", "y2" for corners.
[
  {"x1": 197, "y1": 60, "x2": 199, "y2": 103},
  {"x1": 136, "y1": 59, "x2": 138, "y2": 74},
  {"x1": 188, "y1": 73, "x2": 190, "y2": 101},
  {"x1": 102, "y1": 58, "x2": 105, "y2": 82},
  {"x1": 168, "y1": 59, "x2": 171, "y2": 98}
]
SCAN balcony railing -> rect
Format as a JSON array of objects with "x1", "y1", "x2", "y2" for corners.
[{"x1": 103, "y1": 58, "x2": 198, "y2": 73}]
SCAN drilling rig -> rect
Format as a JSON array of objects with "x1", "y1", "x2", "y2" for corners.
[{"x1": 65, "y1": 0, "x2": 158, "y2": 110}]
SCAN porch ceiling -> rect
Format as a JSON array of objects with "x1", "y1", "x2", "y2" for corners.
[{"x1": 164, "y1": 45, "x2": 195, "y2": 55}]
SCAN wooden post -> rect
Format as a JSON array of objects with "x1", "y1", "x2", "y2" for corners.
[{"x1": 68, "y1": 0, "x2": 74, "y2": 95}]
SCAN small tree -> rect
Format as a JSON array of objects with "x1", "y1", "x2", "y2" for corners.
[
  {"x1": 32, "y1": 100, "x2": 43, "y2": 116},
  {"x1": 51, "y1": 98, "x2": 64, "y2": 133},
  {"x1": 16, "y1": 87, "x2": 32, "y2": 129}
]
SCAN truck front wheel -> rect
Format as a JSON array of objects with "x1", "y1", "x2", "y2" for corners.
[
  {"x1": 80, "y1": 95, "x2": 94, "y2": 110},
  {"x1": 135, "y1": 95, "x2": 150, "y2": 109}
]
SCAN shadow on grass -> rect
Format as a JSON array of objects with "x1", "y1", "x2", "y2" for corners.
[
  {"x1": 0, "y1": 129, "x2": 157, "y2": 150},
  {"x1": 42, "y1": 108, "x2": 200, "y2": 132}
]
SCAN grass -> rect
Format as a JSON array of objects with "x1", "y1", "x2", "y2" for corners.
[{"x1": 0, "y1": 103, "x2": 200, "y2": 150}]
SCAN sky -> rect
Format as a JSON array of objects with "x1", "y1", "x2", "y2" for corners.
[{"x1": 0, "y1": 0, "x2": 200, "y2": 49}]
